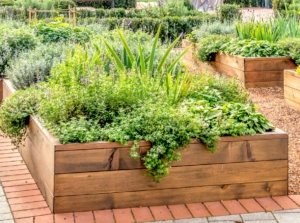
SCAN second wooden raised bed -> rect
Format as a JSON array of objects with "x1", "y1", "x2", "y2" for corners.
[
  {"x1": 182, "y1": 39, "x2": 296, "y2": 88},
  {"x1": 1, "y1": 78, "x2": 289, "y2": 214}
]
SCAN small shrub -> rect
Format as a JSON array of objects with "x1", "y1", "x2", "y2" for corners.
[
  {"x1": 188, "y1": 20, "x2": 236, "y2": 42},
  {"x1": 0, "y1": 27, "x2": 37, "y2": 75},
  {"x1": 6, "y1": 43, "x2": 70, "y2": 90},
  {"x1": 278, "y1": 38, "x2": 300, "y2": 65},
  {"x1": 217, "y1": 4, "x2": 241, "y2": 22},
  {"x1": 196, "y1": 34, "x2": 232, "y2": 62},
  {"x1": 36, "y1": 20, "x2": 91, "y2": 44}
]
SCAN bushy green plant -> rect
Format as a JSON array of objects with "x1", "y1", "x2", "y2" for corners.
[
  {"x1": 217, "y1": 4, "x2": 241, "y2": 22},
  {"x1": 6, "y1": 43, "x2": 71, "y2": 90},
  {"x1": 236, "y1": 15, "x2": 300, "y2": 42},
  {"x1": 278, "y1": 38, "x2": 300, "y2": 65},
  {"x1": 196, "y1": 34, "x2": 233, "y2": 62},
  {"x1": 0, "y1": 27, "x2": 37, "y2": 75},
  {"x1": 54, "y1": 0, "x2": 76, "y2": 9},
  {"x1": 79, "y1": 14, "x2": 216, "y2": 42},
  {"x1": 223, "y1": 0, "x2": 260, "y2": 7},
  {"x1": 188, "y1": 20, "x2": 236, "y2": 43},
  {"x1": 221, "y1": 39, "x2": 288, "y2": 57},
  {"x1": 0, "y1": 0, "x2": 13, "y2": 6},
  {"x1": 14, "y1": 0, "x2": 55, "y2": 9},
  {"x1": 36, "y1": 20, "x2": 91, "y2": 44}
]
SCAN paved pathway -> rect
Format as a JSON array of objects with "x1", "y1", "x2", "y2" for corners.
[{"x1": 0, "y1": 183, "x2": 14, "y2": 223}]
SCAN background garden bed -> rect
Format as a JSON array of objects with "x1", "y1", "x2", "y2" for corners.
[
  {"x1": 284, "y1": 69, "x2": 300, "y2": 111},
  {"x1": 182, "y1": 39, "x2": 297, "y2": 88}
]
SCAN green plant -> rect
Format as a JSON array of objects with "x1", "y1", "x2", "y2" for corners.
[
  {"x1": 188, "y1": 20, "x2": 236, "y2": 43},
  {"x1": 196, "y1": 34, "x2": 232, "y2": 62},
  {"x1": 102, "y1": 27, "x2": 189, "y2": 79},
  {"x1": 217, "y1": 4, "x2": 241, "y2": 22},
  {"x1": 6, "y1": 43, "x2": 71, "y2": 90},
  {"x1": 36, "y1": 20, "x2": 91, "y2": 44},
  {"x1": 236, "y1": 14, "x2": 300, "y2": 42},
  {"x1": 78, "y1": 14, "x2": 216, "y2": 42},
  {"x1": 0, "y1": 27, "x2": 37, "y2": 75},
  {"x1": 278, "y1": 38, "x2": 300, "y2": 65},
  {"x1": 221, "y1": 39, "x2": 288, "y2": 57}
]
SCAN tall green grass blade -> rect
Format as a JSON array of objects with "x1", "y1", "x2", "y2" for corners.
[
  {"x1": 103, "y1": 39, "x2": 126, "y2": 71},
  {"x1": 148, "y1": 25, "x2": 161, "y2": 76}
]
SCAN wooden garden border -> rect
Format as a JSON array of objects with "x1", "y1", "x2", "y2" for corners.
[
  {"x1": 182, "y1": 39, "x2": 297, "y2": 88},
  {"x1": 1, "y1": 79, "x2": 289, "y2": 213}
]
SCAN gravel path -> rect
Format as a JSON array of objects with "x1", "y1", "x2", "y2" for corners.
[{"x1": 249, "y1": 87, "x2": 300, "y2": 194}]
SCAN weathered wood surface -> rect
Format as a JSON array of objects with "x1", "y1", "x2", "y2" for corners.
[
  {"x1": 55, "y1": 160, "x2": 287, "y2": 196},
  {"x1": 0, "y1": 80, "x2": 2, "y2": 103},
  {"x1": 55, "y1": 138, "x2": 287, "y2": 174},
  {"x1": 54, "y1": 181, "x2": 287, "y2": 213},
  {"x1": 284, "y1": 69, "x2": 300, "y2": 111},
  {"x1": 212, "y1": 52, "x2": 296, "y2": 88},
  {"x1": 2, "y1": 79, "x2": 15, "y2": 100}
]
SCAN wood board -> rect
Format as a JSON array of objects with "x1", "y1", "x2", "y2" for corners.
[{"x1": 284, "y1": 69, "x2": 300, "y2": 111}]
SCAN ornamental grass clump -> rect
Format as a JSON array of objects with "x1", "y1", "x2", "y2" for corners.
[{"x1": 0, "y1": 28, "x2": 274, "y2": 183}]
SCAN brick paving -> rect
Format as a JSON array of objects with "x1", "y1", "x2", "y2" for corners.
[{"x1": 1, "y1": 136, "x2": 300, "y2": 223}]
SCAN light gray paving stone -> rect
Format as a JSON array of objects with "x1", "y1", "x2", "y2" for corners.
[
  {"x1": 207, "y1": 221, "x2": 237, "y2": 223},
  {"x1": 175, "y1": 218, "x2": 208, "y2": 223},
  {"x1": 0, "y1": 197, "x2": 6, "y2": 203},
  {"x1": 0, "y1": 220, "x2": 15, "y2": 223},
  {"x1": 208, "y1": 215, "x2": 242, "y2": 221},
  {"x1": 241, "y1": 212, "x2": 275, "y2": 221},
  {"x1": 144, "y1": 221, "x2": 174, "y2": 223},
  {"x1": 273, "y1": 208, "x2": 300, "y2": 213},
  {"x1": 273, "y1": 212, "x2": 300, "y2": 223},
  {"x1": 244, "y1": 221, "x2": 277, "y2": 223},
  {"x1": 0, "y1": 187, "x2": 4, "y2": 196},
  {"x1": 0, "y1": 213, "x2": 13, "y2": 221},
  {"x1": 0, "y1": 202, "x2": 10, "y2": 214}
]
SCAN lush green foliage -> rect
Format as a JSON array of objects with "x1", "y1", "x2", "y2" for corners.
[
  {"x1": 297, "y1": 65, "x2": 300, "y2": 74},
  {"x1": 221, "y1": 39, "x2": 288, "y2": 57},
  {"x1": 236, "y1": 15, "x2": 300, "y2": 42},
  {"x1": 79, "y1": 14, "x2": 216, "y2": 42},
  {"x1": 0, "y1": 26, "x2": 37, "y2": 75},
  {"x1": 36, "y1": 20, "x2": 91, "y2": 44},
  {"x1": 188, "y1": 20, "x2": 236, "y2": 43},
  {"x1": 217, "y1": 4, "x2": 241, "y2": 22},
  {"x1": 6, "y1": 43, "x2": 70, "y2": 89},
  {"x1": 0, "y1": 6, "x2": 27, "y2": 20},
  {"x1": 223, "y1": 0, "x2": 261, "y2": 7},
  {"x1": 196, "y1": 34, "x2": 233, "y2": 62},
  {"x1": 278, "y1": 38, "x2": 300, "y2": 65},
  {"x1": 13, "y1": 0, "x2": 76, "y2": 9}
]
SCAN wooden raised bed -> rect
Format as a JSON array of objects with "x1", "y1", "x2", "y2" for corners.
[
  {"x1": 213, "y1": 53, "x2": 296, "y2": 88},
  {"x1": 284, "y1": 69, "x2": 300, "y2": 111},
  {"x1": 182, "y1": 39, "x2": 296, "y2": 88},
  {"x1": 1, "y1": 78, "x2": 289, "y2": 213}
]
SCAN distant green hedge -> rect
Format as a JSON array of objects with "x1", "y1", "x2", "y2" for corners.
[
  {"x1": 223, "y1": 0, "x2": 261, "y2": 7},
  {"x1": 79, "y1": 15, "x2": 217, "y2": 42},
  {"x1": 74, "y1": 0, "x2": 136, "y2": 8}
]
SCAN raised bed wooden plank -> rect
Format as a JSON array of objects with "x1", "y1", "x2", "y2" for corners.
[
  {"x1": 244, "y1": 57, "x2": 296, "y2": 72},
  {"x1": 2, "y1": 79, "x2": 15, "y2": 100},
  {"x1": 284, "y1": 70, "x2": 300, "y2": 111},
  {"x1": 55, "y1": 138, "x2": 287, "y2": 174},
  {"x1": 54, "y1": 160, "x2": 287, "y2": 196},
  {"x1": 53, "y1": 180, "x2": 288, "y2": 213},
  {"x1": 215, "y1": 53, "x2": 244, "y2": 71},
  {"x1": 245, "y1": 71, "x2": 283, "y2": 83},
  {"x1": 0, "y1": 80, "x2": 2, "y2": 103},
  {"x1": 23, "y1": 137, "x2": 54, "y2": 212}
]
